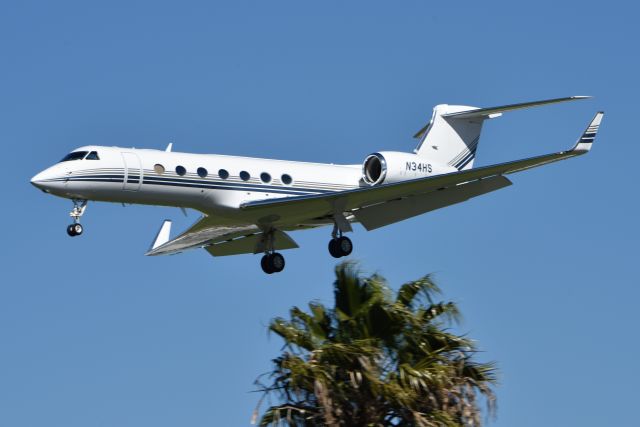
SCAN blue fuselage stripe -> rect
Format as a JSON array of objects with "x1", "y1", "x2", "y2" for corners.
[{"x1": 63, "y1": 173, "x2": 334, "y2": 195}]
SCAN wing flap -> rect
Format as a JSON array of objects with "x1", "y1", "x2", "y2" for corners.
[
  {"x1": 205, "y1": 230, "x2": 298, "y2": 257},
  {"x1": 353, "y1": 175, "x2": 512, "y2": 230}
]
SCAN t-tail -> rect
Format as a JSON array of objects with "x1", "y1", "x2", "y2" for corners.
[{"x1": 412, "y1": 96, "x2": 591, "y2": 170}]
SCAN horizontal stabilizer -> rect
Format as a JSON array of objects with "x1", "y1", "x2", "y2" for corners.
[
  {"x1": 149, "y1": 220, "x2": 172, "y2": 251},
  {"x1": 440, "y1": 96, "x2": 590, "y2": 120}
]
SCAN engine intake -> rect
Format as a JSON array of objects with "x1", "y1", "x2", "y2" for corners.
[{"x1": 362, "y1": 153, "x2": 386, "y2": 185}]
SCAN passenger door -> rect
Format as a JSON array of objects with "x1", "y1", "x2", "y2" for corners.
[{"x1": 121, "y1": 152, "x2": 142, "y2": 191}]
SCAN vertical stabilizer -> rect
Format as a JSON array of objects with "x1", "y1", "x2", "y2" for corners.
[
  {"x1": 414, "y1": 104, "x2": 486, "y2": 171},
  {"x1": 412, "y1": 97, "x2": 590, "y2": 171}
]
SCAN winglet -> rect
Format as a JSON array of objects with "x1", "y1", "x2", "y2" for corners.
[
  {"x1": 148, "y1": 220, "x2": 172, "y2": 253},
  {"x1": 572, "y1": 112, "x2": 604, "y2": 153}
]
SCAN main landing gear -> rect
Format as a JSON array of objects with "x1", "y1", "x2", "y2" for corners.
[
  {"x1": 328, "y1": 236, "x2": 353, "y2": 258},
  {"x1": 259, "y1": 229, "x2": 286, "y2": 274},
  {"x1": 261, "y1": 252, "x2": 285, "y2": 274},
  {"x1": 67, "y1": 199, "x2": 87, "y2": 237},
  {"x1": 256, "y1": 222, "x2": 356, "y2": 274},
  {"x1": 328, "y1": 223, "x2": 353, "y2": 258}
]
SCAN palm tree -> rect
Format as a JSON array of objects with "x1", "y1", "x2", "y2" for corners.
[{"x1": 254, "y1": 262, "x2": 497, "y2": 426}]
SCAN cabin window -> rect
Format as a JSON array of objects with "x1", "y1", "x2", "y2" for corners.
[
  {"x1": 154, "y1": 164, "x2": 165, "y2": 174},
  {"x1": 240, "y1": 171, "x2": 250, "y2": 181},
  {"x1": 218, "y1": 169, "x2": 229, "y2": 179},
  {"x1": 60, "y1": 151, "x2": 88, "y2": 162},
  {"x1": 197, "y1": 167, "x2": 208, "y2": 178},
  {"x1": 85, "y1": 151, "x2": 100, "y2": 160},
  {"x1": 281, "y1": 174, "x2": 293, "y2": 185},
  {"x1": 260, "y1": 172, "x2": 272, "y2": 183},
  {"x1": 176, "y1": 166, "x2": 187, "y2": 176}
]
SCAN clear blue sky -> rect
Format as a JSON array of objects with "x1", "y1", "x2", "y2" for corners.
[{"x1": 1, "y1": 1, "x2": 638, "y2": 425}]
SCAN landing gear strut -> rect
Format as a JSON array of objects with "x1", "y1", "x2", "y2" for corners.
[
  {"x1": 67, "y1": 199, "x2": 87, "y2": 237},
  {"x1": 259, "y1": 229, "x2": 285, "y2": 274},
  {"x1": 328, "y1": 224, "x2": 353, "y2": 258}
]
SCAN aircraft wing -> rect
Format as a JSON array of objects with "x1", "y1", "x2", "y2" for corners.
[
  {"x1": 145, "y1": 217, "x2": 261, "y2": 256},
  {"x1": 145, "y1": 216, "x2": 300, "y2": 257},
  {"x1": 241, "y1": 112, "x2": 603, "y2": 223}
]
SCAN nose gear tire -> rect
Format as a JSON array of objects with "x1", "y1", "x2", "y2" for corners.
[
  {"x1": 73, "y1": 224, "x2": 83, "y2": 236},
  {"x1": 67, "y1": 223, "x2": 83, "y2": 237}
]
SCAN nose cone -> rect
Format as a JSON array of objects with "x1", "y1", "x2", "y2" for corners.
[
  {"x1": 30, "y1": 169, "x2": 58, "y2": 192},
  {"x1": 31, "y1": 171, "x2": 48, "y2": 189}
]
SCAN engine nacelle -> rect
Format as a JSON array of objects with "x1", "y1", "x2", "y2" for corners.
[{"x1": 362, "y1": 151, "x2": 455, "y2": 186}]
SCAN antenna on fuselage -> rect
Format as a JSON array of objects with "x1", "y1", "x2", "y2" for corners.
[{"x1": 165, "y1": 142, "x2": 173, "y2": 152}]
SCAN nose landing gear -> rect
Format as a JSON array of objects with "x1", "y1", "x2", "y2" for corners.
[
  {"x1": 67, "y1": 223, "x2": 84, "y2": 237},
  {"x1": 67, "y1": 199, "x2": 87, "y2": 237}
]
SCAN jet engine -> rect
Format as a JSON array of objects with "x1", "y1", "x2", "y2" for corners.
[{"x1": 362, "y1": 151, "x2": 446, "y2": 186}]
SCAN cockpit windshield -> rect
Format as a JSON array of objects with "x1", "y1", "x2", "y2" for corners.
[
  {"x1": 60, "y1": 151, "x2": 88, "y2": 162},
  {"x1": 59, "y1": 151, "x2": 100, "y2": 162}
]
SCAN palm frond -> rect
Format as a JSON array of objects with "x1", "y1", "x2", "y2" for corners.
[
  {"x1": 269, "y1": 318, "x2": 316, "y2": 352},
  {"x1": 257, "y1": 261, "x2": 497, "y2": 426},
  {"x1": 420, "y1": 302, "x2": 462, "y2": 325},
  {"x1": 397, "y1": 274, "x2": 441, "y2": 308}
]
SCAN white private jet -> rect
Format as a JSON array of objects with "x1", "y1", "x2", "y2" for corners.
[{"x1": 31, "y1": 96, "x2": 603, "y2": 274}]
